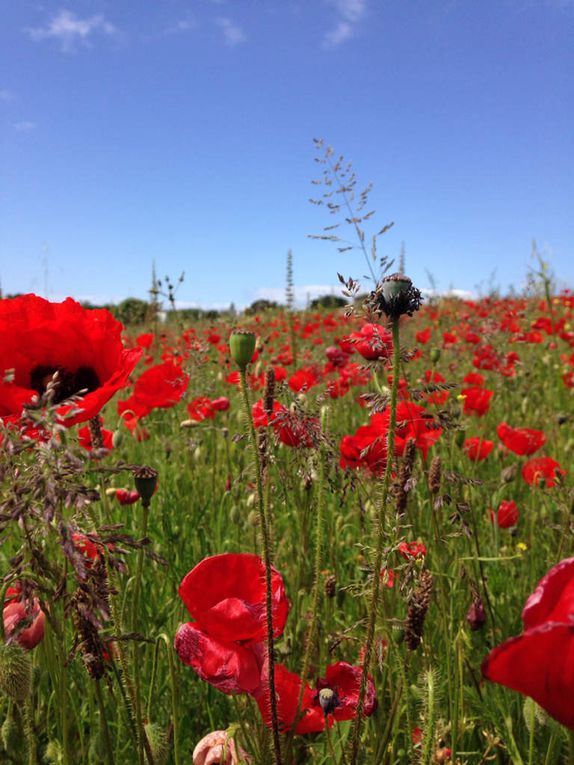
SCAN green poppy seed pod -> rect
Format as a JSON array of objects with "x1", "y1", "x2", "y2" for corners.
[
  {"x1": 0, "y1": 644, "x2": 33, "y2": 702},
  {"x1": 144, "y1": 723, "x2": 170, "y2": 765},
  {"x1": 229, "y1": 329, "x2": 256, "y2": 370},
  {"x1": 429, "y1": 347, "x2": 441, "y2": 364},
  {"x1": 133, "y1": 465, "x2": 158, "y2": 505},
  {"x1": 381, "y1": 273, "x2": 412, "y2": 302}
]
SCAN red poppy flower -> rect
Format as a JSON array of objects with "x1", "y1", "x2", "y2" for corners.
[
  {"x1": 288, "y1": 367, "x2": 320, "y2": 393},
  {"x1": 3, "y1": 593, "x2": 45, "y2": 650},
  {"x1": 252, "y1": 400, "x2": 319, "y2": 449},
  {"x1": 117, "y1": 360, "x2": 189, "y2": 428},
  {"x1": 255, "y1": 661, "x2": 376, "y2": 734},
  {"x1": 416, "y1": 327, "x2": 432, "y2": 345},
  {"x1": 344, "y1": 323, "x2": 393, "y2": 361},
  {"x1": 187, "y1": 396, "x2": 216, "y2": 422},
  {"x1": 489, "y1": 500, "x2": 519, "y2": 528},
  {"x1": 496, "y1": 422, "x2": 546, "y2": 456},
  {"x1": 0, "y1": 295, "x2": 141, "y2": 426},
  {"x1": 398, "y1": 541, "x2": 427, "y2": 560},
  {"x1": 463, "y1": 437, "x2": 494, "y2": 461},
  {"x1": 461, "y1": 387, "x2": 493, "y2": 417},
  {"x1": 78, "y1": 419, "x2": 114, "y2": 451},
  {"x1": 315, "y1": 661, "x2": 377, "y2": 722},
  {"x1": 522, "y1": 457, "x2": 566, "y2": 488},
  {"x1": 174, "y1": 623, "x2": 263, "y2": 695},
  {"x1": 115, "y1": 488, "x2": 140, "y2": 505},
  {"x1": 178, "y1": 553, "x2": 289, "y2": 644},
  {"x1": 463, "y1": 372, "x2": 485, "y2": 387},
  {"x1": 421, "y1": 370, "x2": 450, "y2": 406},
  {"x1": 482, "y1": 557, "x2": 574, "y2": 729}
]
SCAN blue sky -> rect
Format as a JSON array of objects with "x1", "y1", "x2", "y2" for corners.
[{"x1": 1, "y1": 0, "x2": 573, "y2": 309}]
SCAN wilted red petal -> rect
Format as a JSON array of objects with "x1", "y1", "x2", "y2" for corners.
[
  {"x1": 482, "y1": 623, "x2": 574, "y2": 730},
  {"x1": 174, "y1": 623, "x2": 262, "y2": 695}
]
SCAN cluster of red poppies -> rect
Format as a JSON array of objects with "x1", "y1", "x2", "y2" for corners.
[{"x1": 174, "y1": 553, "x2": 376, "y2": 733}]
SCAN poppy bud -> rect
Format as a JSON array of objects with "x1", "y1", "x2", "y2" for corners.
[
  {"x1": 467, "y1": 596, "x2": 486, "y2": 631},
  {"x1": 133, "y1": 466, "x2": 158, "y2": 505},
  {"x1": 0, "y1": 644, "x2": 33, "y2": 702},
  {"x1": 229, "y1": 330, "x2": 256, "y2": 370},
  {"x1": 429, "y1": 348, "x2": 441, "y2": 364},
  {"x1": 112, "y1": 429, "x2": 123, "y2": 448}
]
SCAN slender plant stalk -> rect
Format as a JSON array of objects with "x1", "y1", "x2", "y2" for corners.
[
  {"x1": 95, "y1": 678, "x2": 115, "y2": 765},
  {"x1": 289, "y1": 423, "x2": 327, "y2": 739},
  {"x1": 131, "y1": 499, "x2": 151, "y2": 764},
  {"x1": 569, "y1": 729, "x2": 574, "y2": 765},
  {"x1": 348, "y1": 317, "x2": 401, "y2": 765},
  {"x1": 239, "y1": 368, "x2": 282, "y2": 765}
]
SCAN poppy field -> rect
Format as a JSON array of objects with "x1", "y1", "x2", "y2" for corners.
[{"x1": 1, "y1": 272, "x2": 573, "y2": 765}]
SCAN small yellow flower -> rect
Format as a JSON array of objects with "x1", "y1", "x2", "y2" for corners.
[
  {"x1": 516, "y1": 542, "x2": 528, "y2": 553},
  {"x1": 457, "y1": 394, "x2": 467, "y2": 401}
]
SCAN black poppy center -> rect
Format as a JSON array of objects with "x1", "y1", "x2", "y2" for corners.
[{"x1": 30, "y1": 365, "x2": 101, "y2": 405}]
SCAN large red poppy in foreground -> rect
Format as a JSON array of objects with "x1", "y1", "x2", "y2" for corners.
[
  {"x1": 174, "y1": 553, "x2": 290, "y2": 695},
  {"x1": 482, "y1": 557, "x2": 574, "y2": 729},
  {"x1": 0, "y1": 295, "x2": 141, "y2": 426}
]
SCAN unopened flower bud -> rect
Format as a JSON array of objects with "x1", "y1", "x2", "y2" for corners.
[
  {"x1": 112, "y1": 429, "x2": 123, "y2": 448},
  {"x1": 429, "y1": 347, "x2": 441, "y2": 364},
  {"x1": 466, "y1": 597, "x2": 486, "y2": 631},
  {"x1": 229, "y1": 330, "x2": 256, "y2": 370}
]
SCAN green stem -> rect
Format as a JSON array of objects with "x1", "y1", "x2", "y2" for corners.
[
  {"x1": 290, "y1": 421, "x2": 328, "y2": 738},
  {"x1": 348, "y1": 317, "x2": 401, "y2": 765},
  {"x1": 569, "y1": 729, "x2": 574, "y2": 765},
  {"x1": 239, "y1": 368, "x2": 282, "y2": 765},
  {"x1": 95, "y1": 678, "x2": 115, "y2": 765}
]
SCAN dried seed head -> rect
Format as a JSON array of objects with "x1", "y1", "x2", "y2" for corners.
[
  {"x1": 429, "y1": 456, "x2": 442, "y2": 496},
  {"x1": 368, "y1": 273, "x2": 423, "y2": 320},
  {"x1": 133, "y1": 465, "x2": 158, "y2": 504},
  {"x1": 405, "y1": 570, "x2": 434, "y2": 651},
  {"x1": 325, "y1": 574, "x2": 337, "y2": 599},
  {"x1": 229, "y1": 329, "x2": 256, "y2": 370}
]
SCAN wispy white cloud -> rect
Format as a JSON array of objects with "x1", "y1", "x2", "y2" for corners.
[
  {"x1": 26, "y1": 10, "x2": 118, "y2": 52},
  {"x1": 14, "y1": 121, "x2": 37, "y2": 133},
  {"x1": 216, "y1": 17, "x2": 246, "y2": 47},
  {"x1": 323, "y1": 0, "x2": 367, "y2": 47},
  {"x1": 164, "y1": 17, "x2": 197, "y2": 35}
]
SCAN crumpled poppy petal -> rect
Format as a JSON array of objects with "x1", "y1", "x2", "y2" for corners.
[{"x1": 174, "y1": 623, "x2": 262, "y2": 695}]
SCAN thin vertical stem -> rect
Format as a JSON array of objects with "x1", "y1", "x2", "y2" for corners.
[
  {"x1": 239, "y1": 368, "x2": 282, "y2": 765},
  {"x1": 348, "y1": 317, "x2": 401, "y2": 765}
]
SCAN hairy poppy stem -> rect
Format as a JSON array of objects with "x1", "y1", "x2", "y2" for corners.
[
  {"x1": 348, "y1": 317, "x2": 401, "y2": 765},
  {"x1": 238, "y1": 368, "x2": 282, "y2": 765}
]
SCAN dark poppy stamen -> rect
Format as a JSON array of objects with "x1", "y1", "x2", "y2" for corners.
[{"x1": 30, "y1": 365, "x2": 101, "y2": 404}]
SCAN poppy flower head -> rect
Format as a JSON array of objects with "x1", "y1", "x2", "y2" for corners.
[
  {"x1": 497, "y1": 422, "x2": 546, "y2": 456},
  {"x1": 482, "y1": 557, "x2": 574, "y2": 730},
  {"x1": 178, "y1": 553, "x2": 290, "y2": 643},
  {"x1": 0, "y1": 295, "x2": 142, "y2": 426},
  {"x1": 522, "y1": 457, "x2": 566, "y2": 488}
]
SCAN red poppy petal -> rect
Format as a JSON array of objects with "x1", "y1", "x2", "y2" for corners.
[
  {"x1": 522, "y1": 557, "x2": 574, "y2": 629},
  {"x1": 482, "y1": 623, "x2": 574, "y2": 730},
  {"x1": 174, "y1": 623, "x2": 261, "y2": 695}
]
